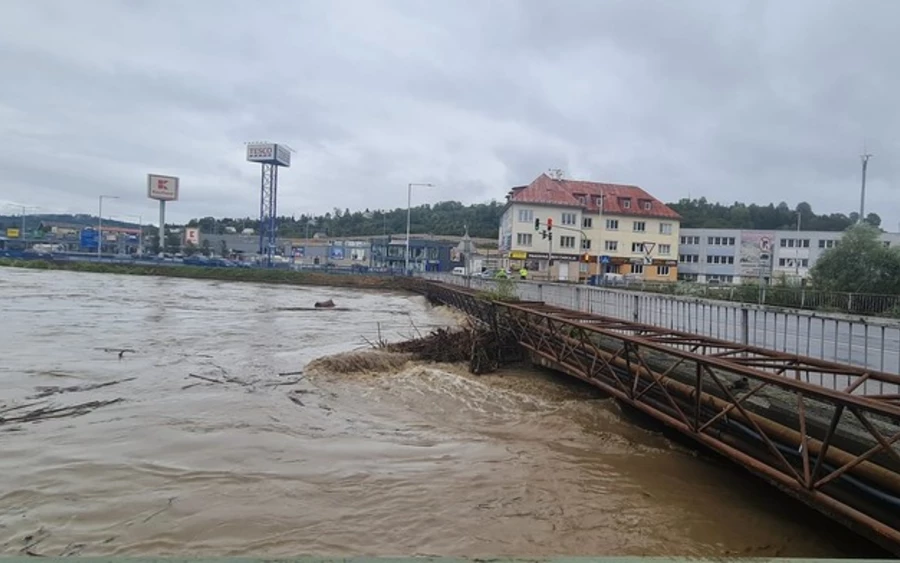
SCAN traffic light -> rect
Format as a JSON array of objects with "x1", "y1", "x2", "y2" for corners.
[
  {"x1": 534, "y1": 218, "x2": 540, "y2": 231},
  {"x1": 546, "y1": 218, "x2": 553, "y2": 231}
]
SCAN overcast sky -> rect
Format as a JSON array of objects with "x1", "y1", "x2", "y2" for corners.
[{"x1": 1, "y1": 0, "x2": 898, "y2": 227}]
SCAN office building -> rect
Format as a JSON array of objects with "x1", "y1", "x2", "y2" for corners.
[{"x1": 677, "y1": 228, "x2": 900, "y2": 284}]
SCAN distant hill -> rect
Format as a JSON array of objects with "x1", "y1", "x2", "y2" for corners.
[{"x1": 0, "y1": 214, "x2": 141, "y2": 232}]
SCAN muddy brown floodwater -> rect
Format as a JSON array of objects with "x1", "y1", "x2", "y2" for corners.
[{"x1": 0, "y1": 268, "x2": 878, "y2": 557}]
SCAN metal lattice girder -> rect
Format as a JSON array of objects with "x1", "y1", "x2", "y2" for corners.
[
  {"x1": 415, "y1": 280, "x2": 900, "y2": 554},
  {"x1": 258, "y1": 163, "x2": 279, "y2": 263}
]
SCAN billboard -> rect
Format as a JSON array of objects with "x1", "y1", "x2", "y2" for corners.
[
  {"x1": 6, "y1": 228, "x2": 19, "y2": 238},
  {"x1": 80, "y1": 228, "x2": 98, "y2": 249},
  {"x1": 148, "y1": 174, "x2": 179, "y2": 201},
  {"x1": 183, "y1": 227, "x2": 199, "y2": 246},
  {"x1": 246, "y1": 143, "x2": 291, "y2": 167},
  {"x1": 739, "y1": 230, "x2": 773, "y2": 279}
]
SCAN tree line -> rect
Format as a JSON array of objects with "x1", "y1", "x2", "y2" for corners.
[
  {"x1": 3, "y1": 198, "x2": 882, "y2": 242},
  {"x1": 186, "y1": 198, "x2": 881, "y2": 239}
]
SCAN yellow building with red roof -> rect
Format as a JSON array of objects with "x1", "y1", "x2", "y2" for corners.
[{"x1": 499, "y1": 173, "x2": 681, "y2": 282}]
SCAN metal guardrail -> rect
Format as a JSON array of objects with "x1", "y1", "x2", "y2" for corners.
[
  {"x1": 423, "y1": 273, "x2": 900, "y2": 377},
  {"x1": 633, "y1": 281, "x2": 900, "y2": 317}
]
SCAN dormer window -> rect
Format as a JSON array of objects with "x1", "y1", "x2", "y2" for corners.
[
  {"x1": 595, "y1": 196, "x2": 602, "y2": 206},
  {"x1": 620, "y1": 198, "x2": 631, "y2": 209},
  {"x1": 578, "y1": 195, "x2": 585, "y2": 205},
  {"x1": 644, "y1": 201, "x2": 651, "y2": 210}
]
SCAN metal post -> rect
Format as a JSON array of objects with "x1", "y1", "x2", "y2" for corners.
[
  {"x1": 98, "y1": 198, "x2": 103, "y2": 259},
  {"x1": 632, "y1": 294, "x2": 640, "y2": 323},
  {"x1": 159, "y1": 200, "x2": 166, "y2": 256},
  {"x1": 97, "y1": 195, "x2": 119, "y2": 259},
  {"x1": 405, "y1": 182, "x2": 434, "y2": 274},
  {"x1": 405, "y1": 183, "x2": 411, "y2": 273},
  {"x1": 859, "y1": 152, "x2": 872, "y2": 223},
  {"x1": 741, "y1": 307, "x2": 749, "y2": 346}
]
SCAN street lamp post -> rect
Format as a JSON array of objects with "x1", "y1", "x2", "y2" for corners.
[
  {"x1": 117, "y1": 214, "x2": 143, "y2": 255},
  {"x1": 406, "y1": 182, "x2": 433, "y2": 273},
  {"x1": 98, "y1": 195, "x2": 119, "y2": 259}
]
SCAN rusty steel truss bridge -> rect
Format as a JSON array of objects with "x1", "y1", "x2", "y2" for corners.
[{"x1": 408, "y1": 279, "x2": 900, "y2": 555}]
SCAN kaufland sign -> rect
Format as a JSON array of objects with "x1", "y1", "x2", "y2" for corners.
[{"x1": 147, "y1": 174, "x2": 179, "y2": 201}]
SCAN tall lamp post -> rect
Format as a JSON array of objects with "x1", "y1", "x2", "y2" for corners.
[
  {"x1": 117, "y1": 214, "x2": 143, "y2": 255},
  {"x1": 98, "y1": 195, "x2": 119, "y2": 259},
  {"x1": 405, "y1": 182, "x2": 433, "y2": 273}
]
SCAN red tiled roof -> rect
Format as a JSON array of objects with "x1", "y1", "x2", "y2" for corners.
[{"x1": 508, "y1": 174, "x2": 681, "y2": 220}]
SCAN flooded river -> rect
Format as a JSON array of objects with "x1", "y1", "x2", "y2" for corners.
[{"x1": 0, "y1": 268, "x2": 877, "y2": 557}]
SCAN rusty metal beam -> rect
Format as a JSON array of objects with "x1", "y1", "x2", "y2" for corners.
[{"x1": 412, "y1": 280, "x2": 900, "y2": 553}]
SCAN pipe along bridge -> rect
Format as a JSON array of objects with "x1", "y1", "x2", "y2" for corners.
[{"x1": 410, "y1": 280, "x2": 900, "y2": 555}]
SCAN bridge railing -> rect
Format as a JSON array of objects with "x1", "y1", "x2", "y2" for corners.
[{"x1": 421, "y1": 273, "x2": 900, "y2": 378}]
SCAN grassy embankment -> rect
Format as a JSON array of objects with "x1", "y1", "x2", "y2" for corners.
[{"x1": 0, "y1": 259, "x2": 402, "y2": 290}]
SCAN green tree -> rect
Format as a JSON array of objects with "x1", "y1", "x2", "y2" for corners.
[
  {"x1": 219, "y1": 239, "x2": 228, "y2": 257},
  {"x1": 164, "y1": 231, "x2": 182, "y2": 254},
  {"x1": 183, "y1": 241, "x2": 198, "y2": 256},
  {"x1": 201, "y1": 239, "x2": 211, "y2": 257},
  {"x1": 810, "y1": 224, "x2": 900, "y2": 294}
]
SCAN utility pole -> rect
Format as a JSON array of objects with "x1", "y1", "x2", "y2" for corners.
[
  {"x1": 795, "y1": 210, "x2": 801, "y2": 278},
  {"x1": 859, "y1": 152, "x2": 873, "y2": 224}
]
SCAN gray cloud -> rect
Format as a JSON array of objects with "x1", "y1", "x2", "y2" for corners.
[{"x1": 0, "y1": 0, "x2": 897, "y2": 227}]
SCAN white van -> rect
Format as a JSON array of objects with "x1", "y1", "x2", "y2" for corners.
[{"x1": 451, "y1": 266, "x2": 466, "y2": 276}]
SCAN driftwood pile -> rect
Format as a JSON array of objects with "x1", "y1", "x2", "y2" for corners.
[{"x1": 375, "y1": 322, "x2": 521, "y2": 375}]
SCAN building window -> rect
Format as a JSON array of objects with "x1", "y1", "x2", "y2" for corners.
[
  {"x1": 659, "y1": 244, "x2": 671, "y2": 255},
  {"x1": 680, "y1": 235, "x2": 700, "y2": 245},
  {"x1": 516, "y1": 233, "x2": 533, "y2": 246},
  {"x1": 605, "y1": 240, "x2": 618, "y2": 251},
  {"x1": 679, "y1": 254, "x2": 699, "y2": 263},
  {"x1": 578, "y1": 196, "x2": 585, "y2": 205},
  {"x1": 802, "y1": 239, "x2": 810, "y2": 248},
  {"x1": 631, "y1": 242, "x2": 645, "y2": 253},
  {"x1": 706, "y1": 255, "x2": 734, "y2": 265},
  {"x1": 595, "y1": 196, "x2": 603, "y2": 206},
  {"x1": 559, "y1": 235, "x2": 576, "y2": 248},
  {"x1": 517, "y1": 209, "x2": 533, "y2": 223},
  {"x1": 582, "y1": 217, "x2": 593, "y2": 229},
  {"x1": 659, "y1": 223, "x2": 672, "y2": 235},
  {"x1": 606, "y1": 219, "x2": 619, "y2": 230},
  {"x1": 581, "y1": 239, "x2": 591, "y2": 250},
  {"x1": 780, "y1": 239, "x2": 787, "y2": 247},
  {"x1": 561, "y1": 212, "x2": 576, "y2": 226},
  {"x1": 657, "y1": 265, "x2": 670, "y2": 276},
  {"x1": 642, "y1": 200, "x2": 652, "y2": 210},
  {"x1": 632, "y1": 263, "x2": 644, "y2": 274},
  {"x1": 819, "y1": 239, "x2": 839, "y2": 249},
  {"x1": 620, "y1": 198, "x2": 631, "y2": 209},
  {"x1": 633, "y1": 221, "x2": 646, "y2": 232}
]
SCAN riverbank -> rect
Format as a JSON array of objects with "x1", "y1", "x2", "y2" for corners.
[{"x1": 0, "y1": 258, "x2": 401, "y2": 290}]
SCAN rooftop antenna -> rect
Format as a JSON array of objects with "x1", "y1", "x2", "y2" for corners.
[
  {"x1": 858, "y1": 143, "x2": 873, "y2": 224},
  {"x1": 548, "y1": 168, "x2": 564, "y2": 180}
]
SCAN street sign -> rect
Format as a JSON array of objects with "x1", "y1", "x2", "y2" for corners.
[
  {"x1": 6, "y1": 228, "x2": 19, "y2": 238},
  {"x1": 80, "y1": 228, "x2": 98, "y2": 249},
  {"x1": 147, "y1": 174, "x2": 180, "y2": 201},
  {"x1": 600, "y1": 255, "x2": 610, "y2": 264}
]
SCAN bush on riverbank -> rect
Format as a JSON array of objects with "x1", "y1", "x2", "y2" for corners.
[{"x1": 0, "y1": 259, "x2": 403, "y2": 290}]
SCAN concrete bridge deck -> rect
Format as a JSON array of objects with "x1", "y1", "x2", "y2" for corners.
[{"x1": 411, "y1": 280, "x2": 900, "y2": 556}]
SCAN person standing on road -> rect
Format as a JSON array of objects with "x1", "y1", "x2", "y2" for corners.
[{"x1": 519, "y1": 267, "x2": 528, "y2": 280}]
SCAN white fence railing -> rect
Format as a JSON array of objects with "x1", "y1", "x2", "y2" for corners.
[{"x1": 422, "y1": 273, "x2": 900, "y2": 378}]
